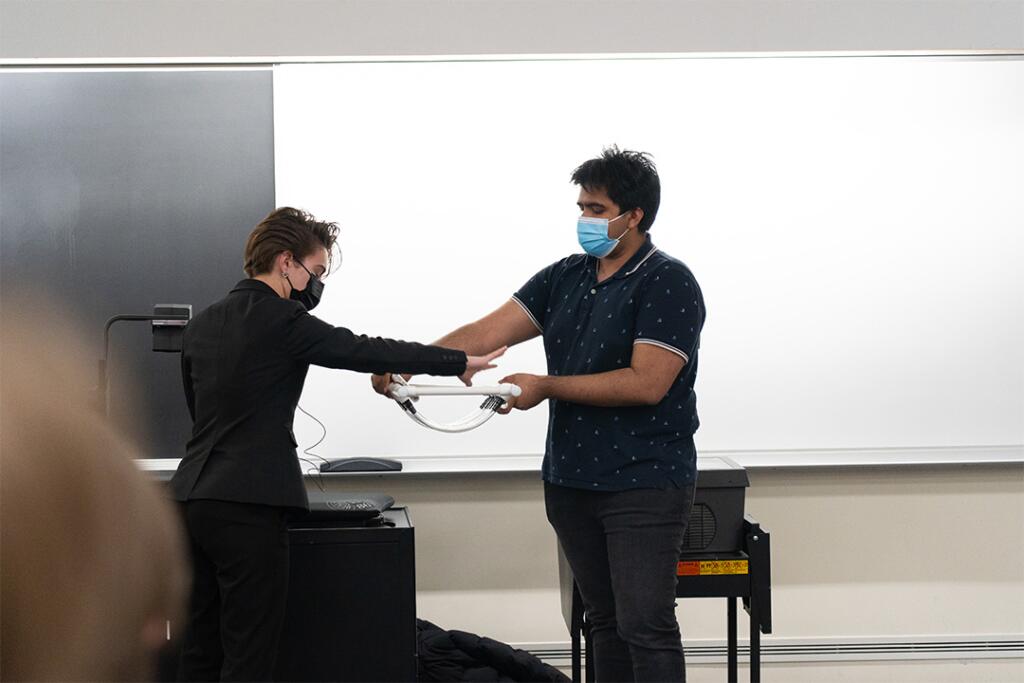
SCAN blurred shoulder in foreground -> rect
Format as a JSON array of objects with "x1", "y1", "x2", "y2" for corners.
[{"x1": 1, "y1": 300, "x2": 188, "y2": 681}]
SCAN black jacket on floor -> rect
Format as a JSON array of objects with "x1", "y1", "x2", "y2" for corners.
[{"x1": 418, "y1": 619, "x2": 570, "y2": 682}]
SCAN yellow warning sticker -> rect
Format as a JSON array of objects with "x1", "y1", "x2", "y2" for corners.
[{"x1": 677, "y1": 560, "x2": 749, "y2": 576}]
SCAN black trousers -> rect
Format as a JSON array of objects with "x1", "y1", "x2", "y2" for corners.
[
  {"x1": 177, "y1": 499, "x2": 290, "y2": 682},
  {"x1": 546, "y1": 481, "x2": 695, "y2": 683}
]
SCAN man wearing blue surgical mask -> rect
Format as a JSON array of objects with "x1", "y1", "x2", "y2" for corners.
[{"x1": 373, "y1": 146, "x2": 705, "y2": 682}]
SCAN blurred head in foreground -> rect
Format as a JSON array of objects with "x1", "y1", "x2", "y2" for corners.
[{"x1": 1, "y1": 303, "x2": 188, "y2": 681}]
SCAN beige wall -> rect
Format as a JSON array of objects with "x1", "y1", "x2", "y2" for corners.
[
  {"x1": 316, "y1": 465, "x2": 1024, "y2": 641},
  {"x1": 315, "y1": 463, "x2": 1024, "y2": 679},
  {"x1": 1, "y1": 0, "x2": 1022, "y2": 61}
]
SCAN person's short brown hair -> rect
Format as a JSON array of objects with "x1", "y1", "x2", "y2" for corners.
[{"x1": 243, "y1": 207, "x2": 340, "y2": 277}]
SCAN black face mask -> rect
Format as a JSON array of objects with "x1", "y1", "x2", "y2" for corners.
[{"x1": 289, "y1": 260, "x2": 324, "y2": 311}]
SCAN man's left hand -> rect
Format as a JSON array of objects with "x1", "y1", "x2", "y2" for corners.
[{"x1": 497, "y1": 373, "x2": 548, "y2": 413}]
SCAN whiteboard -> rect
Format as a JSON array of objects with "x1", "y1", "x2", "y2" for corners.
[{"x1": 273, "y1": 55, "x2": 1024, "y2": 467}]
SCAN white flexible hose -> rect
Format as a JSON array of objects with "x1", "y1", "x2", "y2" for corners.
[
  {"x1": 387, "y1": 378, "x2": 522, "y2": 433},
  {"x1": 390, "y1": 383, "x2": 522, "y2": 399}
]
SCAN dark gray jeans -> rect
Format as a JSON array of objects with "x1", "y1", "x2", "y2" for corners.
[{"x1": 546, "y1": 481, "x2": 695, "y2": 683}]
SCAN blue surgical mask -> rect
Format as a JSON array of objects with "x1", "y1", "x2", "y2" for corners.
[{"x1": 577, "y1": 212, "x2": 630, "y2": 258}]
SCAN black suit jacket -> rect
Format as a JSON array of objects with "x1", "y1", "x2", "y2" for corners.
[{"x1": 170, "y1": 279, "x2": 467, "y2": 510}]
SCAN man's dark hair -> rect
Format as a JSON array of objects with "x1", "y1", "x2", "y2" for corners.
[
  {"x1": 243, "y1": 207, "x2": 339, "y2": 277},
  {"x1": 571, "y1": 146, "x2": 661, "y2": 233}
]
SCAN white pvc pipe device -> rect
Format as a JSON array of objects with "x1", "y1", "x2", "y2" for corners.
[{"x1": 387, "y1": 377, "x2": 522, "y2": 433}]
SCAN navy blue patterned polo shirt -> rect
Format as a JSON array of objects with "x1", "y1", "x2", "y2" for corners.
[{"x1": 512, "y1": 235, "x2": 705, "y2": 491}]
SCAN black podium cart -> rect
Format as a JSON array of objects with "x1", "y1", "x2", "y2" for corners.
[
  {"x1": 560, "y1": 458, "x2": 772, "y2": 683},
  {"x1": 275, "y1": 507, "x2": 417, "y2": 682}
]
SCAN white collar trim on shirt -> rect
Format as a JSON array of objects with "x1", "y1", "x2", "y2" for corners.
[{"x1": 623, "y1": 246, "x2": 660, "y2": 277}]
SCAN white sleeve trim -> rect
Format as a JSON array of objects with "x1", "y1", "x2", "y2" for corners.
[
  {"x1": 510, "y1": 295, "x2": 543, "y2": 332},
  {"x1": 634, "y1": 338, "x2": 689, "y2": 362}
]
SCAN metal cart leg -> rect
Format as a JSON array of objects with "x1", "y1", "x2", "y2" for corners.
[
  {"x1": 749, "y1": 595, "x2": 760, "y2": 683},
  {"x1": 727, "y1": 597, "x2": 738, "y2": 683}
]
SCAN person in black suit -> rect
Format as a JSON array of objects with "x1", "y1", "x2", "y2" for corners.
[{"x1": 170, "y1": 207, "x2": 504, "y2": 682}]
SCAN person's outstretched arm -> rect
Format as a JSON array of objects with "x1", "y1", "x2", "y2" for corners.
[{"x1": 371, "y1": 299, "x2": 540, "y2": 393}]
